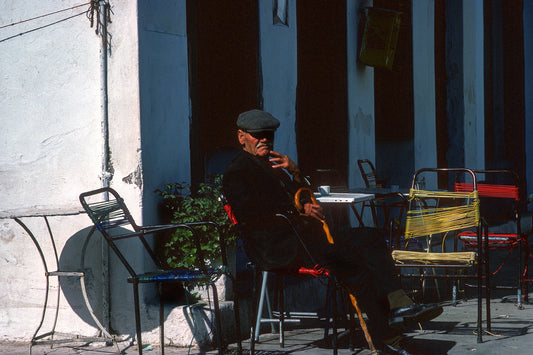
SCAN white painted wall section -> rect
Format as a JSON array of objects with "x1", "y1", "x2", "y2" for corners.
[{"x1": 0, "y1": 0, "x2": 115, "y2": 340}]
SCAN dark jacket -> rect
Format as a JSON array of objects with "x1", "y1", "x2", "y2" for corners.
[{"x1": 222, "y1": 150, "x2": 326, "y2": 271}]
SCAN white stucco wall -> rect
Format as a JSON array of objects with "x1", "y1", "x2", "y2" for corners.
[
  {"x1": 0, "y1": 0, "x2": 106, "y2": 340},
  {"x1": 0, "y1": 0, "x2": 143, "y2": 342},
  {"x1": 0, "y1": 2, "x2": 103, "y2": 211}
]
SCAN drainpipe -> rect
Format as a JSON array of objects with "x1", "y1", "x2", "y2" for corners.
[
  {"x1": 99, "y1": 0, "x2": 111, "y2": 190},
  {"x1": 98, "y1": 0, "x2": 112, "y2": 336}
]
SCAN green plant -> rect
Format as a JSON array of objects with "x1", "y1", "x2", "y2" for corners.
[{"x1": 155, "y1": 174, "x2": 236, "y2": 270}]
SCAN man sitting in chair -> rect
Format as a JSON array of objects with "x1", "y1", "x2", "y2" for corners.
[{"x1": 222, "y1": 109, "x2": 443, "y2": 354}]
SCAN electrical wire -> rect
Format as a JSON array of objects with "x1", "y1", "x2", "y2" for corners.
[
  {"x1": 0, "y1": 2, "x2": 90, "y2": 30},
  {"x1": 0, "y1": 11, "x2": 86, "y2": 44},
  {"x1": 0, "y1": 2, "x2": 93, "y2": 44}
]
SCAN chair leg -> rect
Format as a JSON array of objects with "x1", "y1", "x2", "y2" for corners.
[
  {"x1": 517, "y1": 237, "x2": 524, "y2": 309},
  {"x1": 255, "y1": 271, "x2": 275, "y2": 342},
  {"x1": 369, "y1": 200, "x2": 379, "y2": 229},
  {"x1": 523, "y1": 237, "x2": 530, "y2": 304},
  {"x1": 323, "y1": 280, "x2": 332, "y2": 342},
  {"x1": 476, "y1": 239, "x2": 484, "y2": 343},
  {"x1": 210, "y1": 284, "x2": 223, "y2": 355},
  {"x1": 330, "y1": 282, "x2": 338, "y2": 355},
  {"x1": 132, "y1": 282, "x2": 143, "y2": 355},
  {"x1": 277, "y1": 276, "x2": 285, "y2": 348},
  {"x1": 249, "y1": 270, "x2": 260, "y2": 354},
  {"x1": 485, "y1": 235, "x2": 491, "y2": 333},
  {"x1": 158, "y1": 283, "x2": 165, "y2": 355},
  {"x1": 346, "y1": 290, "x2": 356, "y2": 351},
  {"x1": 323, "y1": 278, "x2": 338, "y2": 351},
  {"x1": 233, "y1": 285, "x2": 243, "y2": 354}
]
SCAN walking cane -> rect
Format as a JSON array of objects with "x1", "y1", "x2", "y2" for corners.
[
  {"x1": 294, "y1": 187, "x2": 334, "y2": 244},
  {"x1": 349, "y1": 294, "x2": 378, "y2": 355}
]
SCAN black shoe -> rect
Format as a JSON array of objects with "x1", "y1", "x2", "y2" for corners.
[
  {"x1": 379, "y1": 344, "x2": 413, "y2": 355},
  {"x1": 389, "y1": 303, "x2": 443, "y2": 328}
]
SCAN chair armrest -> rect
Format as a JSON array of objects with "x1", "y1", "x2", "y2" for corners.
[{"x1": 140, "y1": 221, "x2": 226, "y2": 271}]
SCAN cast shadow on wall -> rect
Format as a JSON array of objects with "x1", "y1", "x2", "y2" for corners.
[{"x1": 59, "y1": 226, "x2": 222, "y2": 348}]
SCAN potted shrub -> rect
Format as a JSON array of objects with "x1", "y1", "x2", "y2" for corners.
[{"x1": 155, "y1": 174, "x2": 237, "y2": 302}]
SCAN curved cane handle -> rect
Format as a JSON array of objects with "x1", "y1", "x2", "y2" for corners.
[{"x1": 294, "y1": 187, "x2": 334, "y2": 244}]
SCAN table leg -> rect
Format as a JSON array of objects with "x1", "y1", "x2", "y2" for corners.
[{"x1": 349, "y1": 203, "x2": 366, "y2": 227}]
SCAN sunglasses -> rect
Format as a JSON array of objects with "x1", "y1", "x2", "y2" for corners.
[{"x1": 247, "y1": 130, "x2": 275, "y2": 140}]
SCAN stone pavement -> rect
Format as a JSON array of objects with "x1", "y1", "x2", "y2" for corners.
[{"x1": 3, "y1": 292, "x2": 533, "y2": 354}]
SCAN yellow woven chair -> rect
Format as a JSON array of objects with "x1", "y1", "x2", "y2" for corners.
[{"x1": 391, "y1": 168, "x2": 490, "y2": 343}]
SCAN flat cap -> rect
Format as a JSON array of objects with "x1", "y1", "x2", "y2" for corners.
[{"x1": 237, "y1": 109, "x2": 280, "y2": 132}]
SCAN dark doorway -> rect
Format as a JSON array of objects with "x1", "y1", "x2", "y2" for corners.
[
  {"x1": 296, "y1": 1, "x2": 348, "y2": 181},
  {"x1": 484, "y1": 1, "x2": 526, "y2": 187},
  {"x1": 373, "y1": 0, "x2": 414, "y2": 188},
  {"x1": 187, "y1": 1, "x2": 260, "y2": 183}
]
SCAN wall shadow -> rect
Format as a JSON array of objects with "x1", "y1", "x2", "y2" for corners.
[
  {"x1": 58, "y1": 226, "x2": 229, "y2": 347},
  {"x1": 58, "y1": 226, "x2": 111, "y2": 330}
]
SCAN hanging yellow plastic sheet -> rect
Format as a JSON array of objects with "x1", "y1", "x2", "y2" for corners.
[{"x1": 359, "y1": 7, "x2": 402, "y2": 70}]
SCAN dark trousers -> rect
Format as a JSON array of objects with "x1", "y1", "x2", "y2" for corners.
[{"x1": 301, "y1": 226, "x2": 401, "y2": 342}]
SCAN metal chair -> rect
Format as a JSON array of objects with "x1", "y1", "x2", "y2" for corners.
[
  {"x1": 357, "y1": 159, "x2": 387, "y2": 189},
  {"x1": 79, "y1": 187, "x2": 228, "y2": 355},
  {"x1": 455, "y1": 169, "x2": 532, "y2": 308},
  {"x1": 220, "y1": 193, "x2": 376, "y2": 355},
  {"x1": 391, "y1": 168, "x2": 490, "y2": 343},
  {"x1": 357, "y1": 159, "x2": 407, "y2": 233}
]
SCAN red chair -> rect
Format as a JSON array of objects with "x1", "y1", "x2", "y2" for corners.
[
  {"x1": 220, "y1": 193, "x2": 375, "y2": 354},
  {"x1": 455, "y1": 169, "x2": 532, "y2": 308}
]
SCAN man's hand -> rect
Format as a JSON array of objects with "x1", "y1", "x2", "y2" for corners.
[
  {"x1": 303, "y1": 203, "x2": 325, "y2": 221},
  {"x1": 269, "y1": 150, "x2": 303, "y2": 183}
]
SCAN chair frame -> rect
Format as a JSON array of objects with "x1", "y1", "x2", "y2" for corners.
[
  {"x1": 357, "y1": 159, "x2": 383, "y2": 227},
  {"x1": 357, "y1": 159, "x2": 408, "y2": 234},
  {"x1": 357, "y1": 159, "x2": 386, "y2": 189},
  {"x1": 221, "y1": 194, "x2": 373, "y2": 354},
  {"x1": 455, "y1": 169, "x2": 531, "y2": 308},
  {"x1": 391, "y1": 168, "x2": 490, "y2": 343},
  {"x1": 80, "y1": 187, "x2": 229, "y2": 355}
]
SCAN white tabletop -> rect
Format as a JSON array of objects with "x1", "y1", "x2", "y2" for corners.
[
  {"x1": 0, "y1": 205, "x2": 85, "y2": 219},
  {"x1": 314, "y1": 192, "x2": 375, "y2": 203}
]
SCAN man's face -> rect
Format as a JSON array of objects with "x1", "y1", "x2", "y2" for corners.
[{"x1": 238, "y1": 129, "x2": 275, "y2": 159}]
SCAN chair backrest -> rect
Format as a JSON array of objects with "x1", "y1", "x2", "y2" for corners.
[
  {"x1": 357, "y1": 159, "x2": 382, "y2": 188},
  {"x1": 220, "y1": 193, "x2": 238, "y2": 226},
  {"x1": 79, "y1": 187, "x2": 161, "y2": 278},
  {"x1": 220, "y1": 193, "x2": 259, "y2": 267},
  {"x1": 454, "y1": 169, "x2": 520, "y2": 223},
  {"x1": 404, "y1": 168, "x2": 480, "y2": 241}
]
